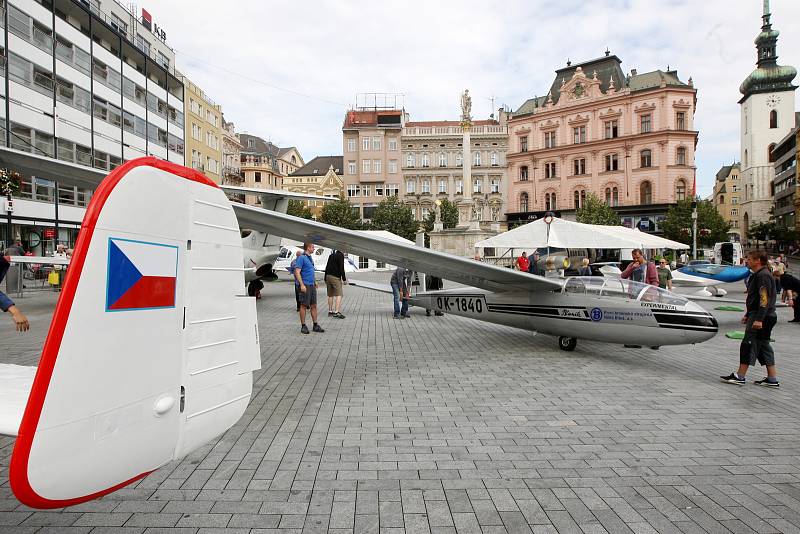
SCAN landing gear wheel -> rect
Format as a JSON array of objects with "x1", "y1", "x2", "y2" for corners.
[{"x1": 558, "y1": 336, "x2": 577, "y2": 351}]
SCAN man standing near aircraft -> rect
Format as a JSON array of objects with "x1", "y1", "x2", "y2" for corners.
[
  {"x1": 774, "y1": 265, "x2": 799, "y2": 323},
  {"x1": 294, "y1": 242, "x2": 324, "y2": 334},
  {"x1": 290, "y1": 250, "x2": 303, "y2": 311},
  {"x1": 722, "y1": 250, "x2": 779, "y2": 387},
  {"x1": 516, "y1": 251, "x2": 530, "y2": 272},
  {"x1": 0, "y1": 256, "x2": 29, "y2": 332},
  {"x1": 391, "y1": 266, "x2": 412, "y2": 319},
  {"x1": 621, "y1": 249, "x2": 658, "y2": 286},
  {"x1": 324, "y1": 248, "x2": 347, "y2": 319}
]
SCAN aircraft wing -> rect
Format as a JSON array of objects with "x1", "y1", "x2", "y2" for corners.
[
  {"x1": 221, "y1": 185, "x2": 334, "y2": 203},
  {"x1": 6, "y1": 256, "x2": 70, "y2": 266},
  {"x1": 232, "y1": 204, "x2": 562, "y2": 293}
]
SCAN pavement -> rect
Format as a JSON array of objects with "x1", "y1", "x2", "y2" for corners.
[{"x1": 2, "y1": 272, "x2": 800, "y2": 534}]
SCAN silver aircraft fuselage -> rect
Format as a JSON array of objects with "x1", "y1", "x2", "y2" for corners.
[{"x1": 409, "y1": 277, "x2": 718, "y2": 347}]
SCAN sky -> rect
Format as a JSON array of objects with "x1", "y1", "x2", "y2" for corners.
[{"x1": 145, "y1": 0, "x2": 800, "y2": 198}]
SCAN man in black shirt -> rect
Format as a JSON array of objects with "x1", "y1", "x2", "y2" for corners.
[
  {"x1": 721, "y1": 250, "x2": 780, "y2": 387},
  {"x1": 774, "y1": 266, "x2": 800, "y2": 323},
  {"x1": 324, "y1": 249, "x2": 347, "y2": 319}
]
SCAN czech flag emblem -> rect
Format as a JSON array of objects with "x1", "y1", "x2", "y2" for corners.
[{"x1": 106, "y1": 238, "x2": 178, "y2": 311}]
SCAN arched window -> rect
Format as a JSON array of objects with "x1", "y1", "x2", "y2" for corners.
[
  {"x1": 574, "y1": 190, "x2": 580, "y2": 209},
  {"x1": 718, "y1": 195, "x2": 725, "y2": 204},
  {"x1": 545, "y1": 192, "x2": 557, "y2": 211},
  {"x1": 439, "y1": 153, "x2": 447, "y2": 167},
  {"x1": 770, "y1": 110, "x2": 778, "y2": 129},
  {"x1": 520, "y1": 192, "x2": 529, "y2": 212},
  {"x1": 474, "y1": 151, "x2": 482, "y2": 166},
  {"x1": 291, "y1": 155, "x2": 297, "y2": 164},
  {"x1": 744, "y1": 149, "x2": 748, "y2": 167},
  {"x1": 519, "y1": 165, "x2": 529, "y2": 181},
  {"x1": 676, "y1": 179, "x2": 686, "y2": 201},
  {"x1": 640, "y1": 149, "x2": 652, "y2": 168},
  {"x1": 640, "y1": 181, "x2": 652, "y2": 204},
  {"x1": 676, "y1": 147, "x2": 686, "y2": 165},
  {"x1": 605, "y1": 186, "x2": 619, "y2": 206},
  {"x1": 768, "y1": 143, "x2": 776, "y2": 163},
  {"x1": 490, "y1": 151, "x2": 498, "y2": 166}
]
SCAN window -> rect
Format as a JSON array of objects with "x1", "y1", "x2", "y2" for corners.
[
  {"x1": 9, "y1": 6, "x2": 53, "y2": 54},
  {"x1": 406, "y1": 154, "x2": 415, "y2": 168},
  {"x1": 362, "y1": 137, "x2": 370, "y2": 150},
  {"x1": 490, "y1": 179, "x2": 500, "y2": 193},
  {"x1": 520, "y1": 166, "x2": 529, "y2": 181},
  {"x1": 604, "y1": 120, "x2": 618, "y2": 139},
  {"x1": 732, "y1": 197, "x2": 739, "y2": 204},
  {"x1": 93, "y1": 96, "x2": 122, "y2": 127},
  {"x1": 92, "y1": 59, "x2": 120, "y2": 91},
  {"x1": 386, "y1": 184, "x2": 399, "y2": 197},
  {"x1": 373, "y1": 160, "x2": 381, "y2": 174},
  {"x1": 544, "y1": 131, "x2": 556, "y2": 149},
  {"x1": 456, "y1": 153, "x2": 462, "y2": 167},
  {"x1": 456, "y1": 179, "x2": 463, "y2": 194},
  {"x1": 520, "y1": 136, "x2": 528, "y2": 152},
  {"x1": 545, "y1": 192, "x2": 557, "y2": 211},
  {"x1": 168, "y1": 133, "x2": 184, "y2": 155},
  {"x1": 9, "y1": 53, "x2": 54, "y2": 97},
  {"x1": 157, "y1": 52, "x2": 170, "y2": 71},
  {"x1": 439, "y1": 153, "x2": 447, "y2": 167},
  {"x1": 135, "y1": 34, "x2": 150, "y2": 55},
  {"x1": 573, "y1": 158, "x2": 586, "y2": 176},
  {"x1": 147, "y1": 94, "x2": 167, "y2": 119},
  {"x1": 422, "y1": 179, "x2": 430, "y2": 193},
  {"x1": 675, "y1": 180, "x2": 686, "y2": 201},
  {"x1": 191, "y1": 150, "x2": 202, "y2": 169},
  {"x1": 388, "y1": 160, "x2": 397, "y2": 173},
  {"x1": 676, "y1": 147, "x2": 686, "y2": 165},
  {"x1": 192, "y1": 123, "x2": 201, "y2": 140},
  {"x1": 122, "y1": 111, "x2": 146, "y2": 138},
  {"x1": 56, "y1": 35, "x2": 91, "y2": 75},
  {"x1": 640, "y1": 114, "x2": 651, "y2": 133},
  {"x1": 421, "y1": 154, "x2": 430, "y2": 167},
  {"x1": 640, "y1": 149, "x2": 652, "y2": 168},
  {"x1": 347, "y1": 138, "x2": 356, "y2": 152},
  {"x1": 733, "y1": 220, "x2": 739, "y2": 228},
  {"x1": 474, "y1": 179, "x2": 482, "y2": 194},
  {"x1": 491, "y1": 152, "x2": 498, "y2": 166},
  {"x1": 110, "y1": 13, "x2": 128, "y2": 34},
  {"x1": 743, "y1": 149, "x2": 748, "y2": 167},
  {"x1": 388, "y1": 137, "x2": 397, "y2": 151},
  {"x1": 732, "y1": 185, "x2": 739, "y2": 192},
  {"x1": 406, "y1": 180, "x2": 415, "y2": 194},
  {"x1": 473, "y1": 152, "x2": 481, "y2": 166},
  {"x1": 768, "y1": 143, "x2": 776, "y2": 163},
  {"x1": 545, "y1": 162, "x2": 557, "y2": 179},
  {"x1": 168, "y1": 106, "x2": 184, "y2": 128},
  {"x1": 769, "y1": 110, "x2": 778, "y2": 129},
  {"x1": 605, "y1": 186, "x2": 619, "y2": 206},
  {"x1": 147, "y1": 124, "x2": 167, "y2": 147},
  {"x1": 519, "y1": 192, "x2": 529, "y2": 212},
  {"x1": 640, "y1": 181, "x2": 652, "y2": 204},
  {"x1": 362, "y1": 160, "x2": 371, "y2": 174},
  {"x1": 676, "y1": 111, "x2": 686, "y2": 130},
  {"x1": 56, "y1": 76, "x2": 90, "y2": 113},
  {"x1": 718, "y1": 195, "x2": 725, "y2": 204},
  {"x1": 573, "y1": 126, "x2": 586, "y2": 144},
  {"x1": 10, "y1": 122, "x2": 54, "y2": 157},
  {"x1": 347, "y1": 184, "x2": 360, "y2": 197},
  {"x1": 206, "y1": 158, "x2": 218, "y2": 174},
  {"x1": 421, "y1": 207, "x2": 430, "y2": 219},
  {"x1": 438, "y1": 179, "x2": 447, "y2": 194},
  {"x1": 372, "y1": 137, "x2": 381, "y2": 150},
  {"x1": 731, "y1": 208, "x2": 739, "y2": 216},
  {"x1": 574, "y1": 189, "x2": 586, "y2": 209},
  {"x1": 358, "y1": 256, "x2": 369, "y2": 269},
  {"x1": 363, "y1": 184, "x2": 371, "y2": 197},
  {"x1": 57, "y1": 138, "x2": 92, "y2": 167},
  {"x1": 605, "y1": 153, "x2": 619, "y2": 172}
]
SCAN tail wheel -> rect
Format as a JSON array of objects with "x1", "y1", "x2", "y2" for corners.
[{"x1": 558, "y1": 336, "x2": 577, "y2": 351}]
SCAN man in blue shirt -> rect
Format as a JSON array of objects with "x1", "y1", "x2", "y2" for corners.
[
  {"x1": 0, "y1": 256, "x2": 29, "y2": 332},
  {"x1": 294, "y1": 242, "x2": 324, "y2": 334}
]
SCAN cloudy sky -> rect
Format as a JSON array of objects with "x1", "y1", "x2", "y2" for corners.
[{"x1": 147, "y1": 0, "x2": 799, "y2": 197}]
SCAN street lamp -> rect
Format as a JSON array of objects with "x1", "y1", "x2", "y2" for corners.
[{"x1": 691, "y1": 200, "x2": 698, "y2": 260}]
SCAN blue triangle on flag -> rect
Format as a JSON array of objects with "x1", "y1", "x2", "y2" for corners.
[{"x1": 107, "y1": 240, "x2": 143, "y2": 309}]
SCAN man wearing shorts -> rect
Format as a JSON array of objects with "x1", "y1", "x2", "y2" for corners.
[
  {"x1": 294, "y1": 242, "x2": 324, "y2": 334},
  {"x1": 721, "y1": 250, "x2": 779, "y2": 387},
  {"x1": 324, "y1": 248, "x2": 347, "y2": 319}
]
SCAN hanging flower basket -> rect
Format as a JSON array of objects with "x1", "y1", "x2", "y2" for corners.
[{"x1": 0, "y1": 168, "x2": 22, "y2": 197}]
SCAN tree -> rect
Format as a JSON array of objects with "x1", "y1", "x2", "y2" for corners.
[
  {"x1": 370, "y1": 195, "x2": 420, "y2": 242},
  {"x1": 575, "y1": 193, "x2": 621, "y2": 225},
  {"x1": 420, "y1": 198, "x2": 459, "y2": 246},
  {"x1": 748, "y1": 220, "x2": 777, "y2": 248},
  {"x1": 662, "y1": 199, "x2": 730, "y2": 247},
  {"x1": 286, "y1": 199, "x2": 313, "y2": 220},
  {"x1": 319, "y1": 195, "x2": 361, "y2": 229}
]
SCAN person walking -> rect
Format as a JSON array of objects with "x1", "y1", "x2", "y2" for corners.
[
  {"x1": 0, "y1": 256, "x2": 29, "y2": 332},
  {"x1": 656, "y1": 258, "x2": 673, "y2": 290},
  {"x1": 289, "y1": 249, "x2": 303, "y2": 311},
  {"x1": 294, "y1": 243, "x2": 324, "y2": 334},
  {"x1": 516, "y1": 252, "x2": 530, "y2": 272},
  {"x1": 390, "y1": 266, "x2": 411, "y2": 319},
  {"x1": 721, "y1": 250, "x2": 779, "y2": 387},
  {"x1": 324, "y1": 248, "x2": 347, "y2": 319},
  {"x1": 774, "y1": 265, "x2": 800, "y2": 323},
  {"x1": 621, "y1": 249, "x2": 658, "y2": 286}
]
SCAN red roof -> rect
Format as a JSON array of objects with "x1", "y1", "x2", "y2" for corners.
[
  {"x1": 343, "y1": 110, "x2": 403, "y2": 128},
  {"x1": 405, "y1": 119, "x2": 498, "y2": 127}
]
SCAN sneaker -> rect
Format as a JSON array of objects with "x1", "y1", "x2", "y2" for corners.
[
  {"x1": 313, "y1": 323, "x2": 325, "y2": 333},
  {"x1": 754, "y1": 377, "x2": 780, "y2": 387},
  {"x1": 720, "y1": 373, "x2": 745, "y2": 385},
  {"x1": 328, "y1": 311, "x2": 335, "y2": 317},
  {"x1": 789, "y1": 319, "x2": 800, "y2": 323},
  {"x1": 300, "y1": 324, "x2": 309, "y2": 334},
  {"x1": 393, "y1": 314, "x2": 400, "y2": 319},
  {"x1": 332, "y1": 312, "x2": 345, "y2": 319},
  {"x1": 434, "y1": 311, "x2": 444, "y2": 316},
  {"x1": 400, "y1": 314, "x2": 410, "y2": 319}
]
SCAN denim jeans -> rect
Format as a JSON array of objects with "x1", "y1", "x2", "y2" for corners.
[{"x1": 391, "y1": 283, "x2": 408, "y2": 316}]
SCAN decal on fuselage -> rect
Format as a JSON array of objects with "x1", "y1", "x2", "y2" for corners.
[{"x1": 106, "y1": 237, "x2": 179, "y2": 312}]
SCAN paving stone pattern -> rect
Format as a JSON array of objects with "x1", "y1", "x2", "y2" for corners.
[{"x1": 2, "y1": 273, "x2": 800, "y2": 533}]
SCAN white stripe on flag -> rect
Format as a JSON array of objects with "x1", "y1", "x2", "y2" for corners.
[{"x1": 113, "y1": 239, "x2": 177, "y2": 278}]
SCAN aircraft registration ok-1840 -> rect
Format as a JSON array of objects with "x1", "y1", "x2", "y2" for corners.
[{"x1": 0, "y1": 158, "x2": 717, "y2": 509}]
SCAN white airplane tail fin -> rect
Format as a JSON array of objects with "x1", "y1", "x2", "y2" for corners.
[{"x1": 9, "y1": 158, "x2": 260, "y2": 509}]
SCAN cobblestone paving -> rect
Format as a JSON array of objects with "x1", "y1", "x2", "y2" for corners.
[{"x1": 2, "y1": 273, "x2": 800, "y2": 533}]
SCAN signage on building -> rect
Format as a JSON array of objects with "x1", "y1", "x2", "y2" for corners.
[
  {"x1": 43, "y1": 228, "x2": 56, "y2": 239},
  {"x1": 141, "y1": 8, "x2": 167, "y2": 42},
  {"x1": 621, "y1": 214, "x2": 667, "y2": 233},
  {"x1": 507, "y1": 210, "x2": 562, "y2": 223}
]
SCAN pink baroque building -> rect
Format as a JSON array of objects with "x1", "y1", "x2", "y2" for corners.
[{"x1": 507, "y1": 53, "x2": 698, "y2": 232}]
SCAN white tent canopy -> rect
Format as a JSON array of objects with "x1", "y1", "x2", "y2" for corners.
[{"x1": 474, "y1": 217, "x2": 688, "y2": 251}]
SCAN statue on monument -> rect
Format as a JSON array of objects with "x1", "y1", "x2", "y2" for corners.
[{"x1": 460, "y1": 89, "x2": 472, "y2": 123}]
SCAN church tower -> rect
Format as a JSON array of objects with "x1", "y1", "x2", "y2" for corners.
[{"x1": 739, "y1": 0, "x2": 797, "y2": 235}]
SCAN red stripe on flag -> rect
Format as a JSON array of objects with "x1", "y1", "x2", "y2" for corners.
[{"x1": 109, "y1": 276, "x2": 175, "y2": 310}]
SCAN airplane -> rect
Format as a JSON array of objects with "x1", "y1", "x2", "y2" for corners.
[
  {"x1": 592, "y1": 261, "x2": 750, "y2": 297},
  {"x1": 273, "y1": 243, "x2": 359, "y2": 274},
  {"x1": 0, "y1": 158, "x2": 718, "y2": 510}
]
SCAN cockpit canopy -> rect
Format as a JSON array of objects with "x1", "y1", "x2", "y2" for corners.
[{"x1": 561, "y1": 276, "x2": 689, "y2": 306}]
